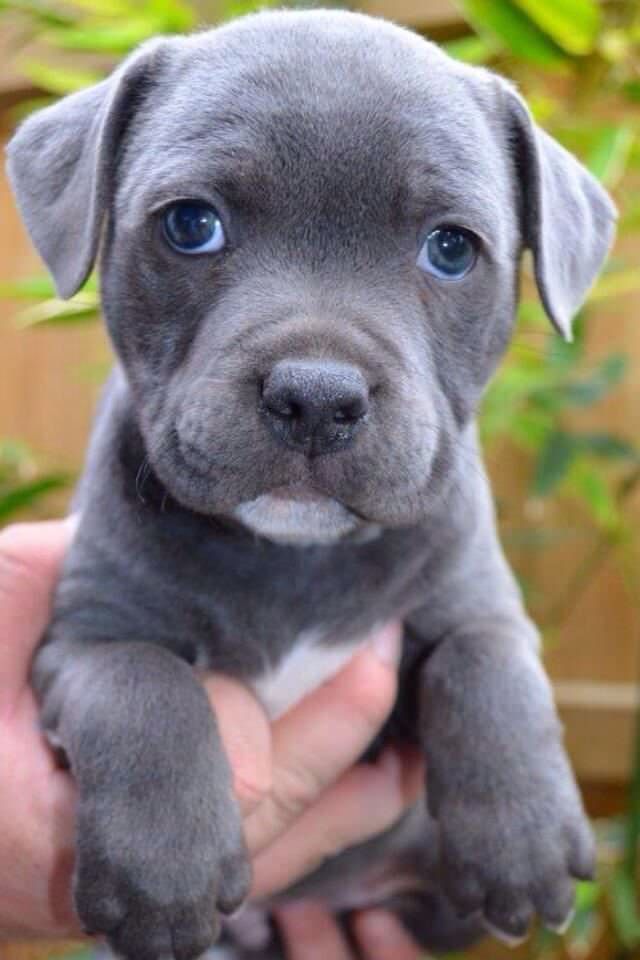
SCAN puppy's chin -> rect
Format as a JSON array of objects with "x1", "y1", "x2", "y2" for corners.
[{"x1": 233, "y1": 488, "x2": 361, "y2": 546}]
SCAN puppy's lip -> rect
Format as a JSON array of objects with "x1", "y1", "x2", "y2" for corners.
[
  {"x1": 232, "y1": 489, "x2": 360, "y2": 545},
  {"x1": 267, "y1": 484, "x2": 329, "y2": 503}
]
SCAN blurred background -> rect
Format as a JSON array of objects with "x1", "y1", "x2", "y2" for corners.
[{"x1": 0, "y1": 1, "x2": 638, "y2": 958}]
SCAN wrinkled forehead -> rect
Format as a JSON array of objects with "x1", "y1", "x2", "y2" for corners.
[{"x1": 118, "y1": 14, "x2": 514, "y2": 236}]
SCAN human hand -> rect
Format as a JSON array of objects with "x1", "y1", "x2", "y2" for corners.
[
  {"x1": 0, "y1": 519, "x2": 423, "y2": 939},
  {"x1": 275, "y1": 902, "x2": 423, "y2": 960}
]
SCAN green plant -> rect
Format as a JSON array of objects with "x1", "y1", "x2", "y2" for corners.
[
  {"x1": 449, "y1": 1, "x2": 640, "y2": 632},
  {"x1": 0, "y1": 439, "x2": 67, "y2": 521}
]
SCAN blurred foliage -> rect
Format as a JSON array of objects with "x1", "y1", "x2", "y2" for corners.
[
  {"x1": 0, "y1": 0, "x2": 639, "y2": 958},
  {"x1": 0, "y1": 439, "x2": 67, "y2": 521},
  {"x1": 449, "y1": 1, "x2": 640, "y2": 630}
]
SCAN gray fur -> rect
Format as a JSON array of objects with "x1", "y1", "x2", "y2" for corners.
[{"x1": 6, "y1": 9, "x2": 614, "y2": 959}]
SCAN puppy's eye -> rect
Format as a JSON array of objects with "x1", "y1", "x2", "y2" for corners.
[
  {"x1": 163, "y1": 202, "x2": 225, "y2": 254},
  {"x1": 417, "y1": 226, "x2": 477, "y2": 280}
]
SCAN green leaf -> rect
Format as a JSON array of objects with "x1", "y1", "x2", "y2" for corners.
[
  {"x1": 9, "y1": 96, "x2": 59, "y2": 121},
  {"x1": 545, "y1": 333, "x2": 579, "y2": 373},
  {"x1": 64, "y1": 0, "x2": 148, "y2": 15},
  {"x1": 145, "y1": 0, "x2": 195, "y2": 31},
  {"x1": 14, "y1": 294, "x2": 99, "y2": 328},
  {"x1": 508, "y1": 407, "x2": 554, "y2": 447},
  {"x1": 564, "y1": 903, "x2": 602, "y2": 955},
  {"x1": 511, "y1": 0, "x2": 600, "y2": 55},
  {"x1": 456, "y1": 0, "x2": 567, "y2": 65},
  {"x1": 609, "y1": 866, "x2": 640, "y2": 949},
  {"x1": 0, "y1": 438, "x2": 33, "y2": 472},
  {"x1": 75, "y1": 360, "x2": 112, "y2": 384},
  {"x1": 443, "y1": 35, "x2": 498, "y2": 64},
  {"x1": 600, "y1": 28, "x2": 633, "y2": 65},
  {"x1": 619, "y1": 197, "x2": 640, "y2": 233},
  {"x1": 516, "y1": 299, "x2": 548, "y2": 326},
  {"x1": 596, "y1": 352, "x2": 627, "y2": 384},
  {"x1": 20, "y1": 59, "x2": 104, "y2": 94},
  {"x1": 0, "y1": 274, "x2": 97, "y2": 300},
  {"x1": 589, "y1": 268, "x2": 640, "y2": 303},
  {"x1": 575, "y1": 880, "x2": 602, "y2": 912},
  {"x1": 559, "y1": 353, "x2": 628, "y2": 406},
  {"x1": 533, "y1": 430, "x2": 576, "y2": 494},
  {"x1": 0, "y1": 475, "x2": 68, "y2": 522},
  {"x1": 586, "y1": 124, "x2": 635, "y2": 187},
  {"x1": 0, "y1": 276, "x2": 58, "y2": 299},
  {"x1": 0, "y1": 0, "x2": 76, "y2": 27},
  {"x1": 578, "y1": 432, "x2": 640, "y2": 461},
  {"x1": 222, "y1": 0, "x2": 279, "y2": 20},
  {"x1": 625, "y1": 693, "x2": 640, "y2": 895},
  {"x1": 567, "y1": 462, "x2": 619, "y2": 526},
  {"x1": 560, "y1": 381, "x2": 609, "y2": 406},
  {"x1": 47, "y1": 19, "x2": 160, "y2": 53},
  {"x1": 623, "y1": 80, "x2": 640, "y2": 103}
]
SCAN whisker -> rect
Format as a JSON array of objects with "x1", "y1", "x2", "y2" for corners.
[{"x1": 135, "y1": 457, "x2": 151, "y2": 504}]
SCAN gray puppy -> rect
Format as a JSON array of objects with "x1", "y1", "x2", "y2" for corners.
[{"x1": 6, "y1": 9, "x2": 616, "y2": 960}]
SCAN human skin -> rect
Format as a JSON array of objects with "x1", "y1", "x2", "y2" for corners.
[
  {"x1": 0, "y1": 518, "x2": 423, "y2": 954},
  {"x1": 275, "y1": 901, "x2": 424, "y2": 960}
]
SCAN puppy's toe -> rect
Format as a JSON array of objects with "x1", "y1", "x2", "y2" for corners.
[
  {"x1": 170, "y1": 904, "x2": 221, "y2": 960},
  {"x1": 533, "y1": 873, "x2": 575, "y2": 934},
  {"x1": 482, "y1": 888, "x2": 533, "y2": 945}
]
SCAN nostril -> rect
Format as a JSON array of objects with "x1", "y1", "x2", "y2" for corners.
[
  {"x1": 334, "y1": 404, "x2": 363, "y2": 424},
  {"x1": 334, "y1": 396, "x2": 368, "y2": 424},
  {"x1": 277, "y1": 400, "x2": 300, "y2": 421},
  {"x1": 264, "y1": 396, "x2": 301, "y2": 421}
]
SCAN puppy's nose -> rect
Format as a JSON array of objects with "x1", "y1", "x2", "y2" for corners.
[{"x1": 261, "y1": 360, "x2": 369, "y2": 455}]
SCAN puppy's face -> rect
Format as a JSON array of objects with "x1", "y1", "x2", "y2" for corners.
[{"x1": 7, "y1": 12, "x2": 615, "y2": 544}]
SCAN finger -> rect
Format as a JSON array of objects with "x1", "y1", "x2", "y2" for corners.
[
  {"x1": 352, "y1": 909, "x2": 424, "y2": 960},
  {"x1": 201, "y1": 674, "x2": 272, "y2": 817},
  {"x1": 251, "y1": 745, "x2": 424, "y2": 898},
  {"x1": 0, "y1": 518, "x2": 77, "y2": 702},
  {"x1": 245, "y1": 622, "x2": 402, "y2": 854},
  {"x1": 275, "y1": 902, "x2": 352, "y2": 960}
]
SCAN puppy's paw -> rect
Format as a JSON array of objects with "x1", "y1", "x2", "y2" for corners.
[
  {"x1": 74, "y1": 794, "x2": 250, "y2": 960},
  {"x1": 434, "y1": 787, "x2": 594, "y2": 944}
]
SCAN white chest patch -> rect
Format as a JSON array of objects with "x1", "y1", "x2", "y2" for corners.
[{"x1": 251, "y1": 630, "x2": 366, "y2": 719}]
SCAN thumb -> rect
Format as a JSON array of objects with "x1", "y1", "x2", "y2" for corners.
[{"x1": 0, "y1": 518, "x2": 76, "y2": 705}]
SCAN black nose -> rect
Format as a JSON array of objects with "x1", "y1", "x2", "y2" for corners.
[{"x1": 261, "y1": 360, "x2": 369, "y2": 455}]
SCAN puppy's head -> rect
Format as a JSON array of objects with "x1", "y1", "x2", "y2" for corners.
[{"x1": 6, "y1": 11, "x2": 616, "y2": 544}]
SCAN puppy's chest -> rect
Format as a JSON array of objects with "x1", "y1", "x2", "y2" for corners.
[
  {"x1": 187, "y1": 527, "x2": 431, "y2": 717},
  {"x1": 249, "y1": 629, "x2": 367, "y2": 719}
]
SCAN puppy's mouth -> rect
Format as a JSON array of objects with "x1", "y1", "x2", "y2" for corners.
[{"x1": 233, "y1": 486, "x2": 363, "y2": 545}]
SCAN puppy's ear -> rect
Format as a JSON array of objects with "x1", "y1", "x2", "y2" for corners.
[
  {"x1": 504, "y1": 88, "x2": 617, "y2": 340},
  {"x1": 6, "y1": 39, "x2": 167, "y2": 299}
]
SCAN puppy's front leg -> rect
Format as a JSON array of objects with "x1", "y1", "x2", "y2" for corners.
[
  {"x1": 33, "y1": 638, "x2": 249, "y2": 960},
  {"x1": 417, "y1": 622, "x2": 594, "y2": 944}
]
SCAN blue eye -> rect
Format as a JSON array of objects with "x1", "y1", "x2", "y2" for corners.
[
  {"x1": 418, "y1": 226, "x2": 477, "y2": 280},
  {"x1": 163, "y1": 202, "x2": 225, "y2": 254}
]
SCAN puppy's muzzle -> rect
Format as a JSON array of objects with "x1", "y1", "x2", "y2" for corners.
[{"x1": 260, "y1": 359, "x2": 369, "y2": 456}]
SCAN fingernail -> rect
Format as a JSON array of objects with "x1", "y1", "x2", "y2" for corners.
[
  {"x1": 370, "y1": 623, "x2": 402, "y2": 665},
  {"x1": 358, "y1": 909, "x2": 396, "y2": 936}
]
